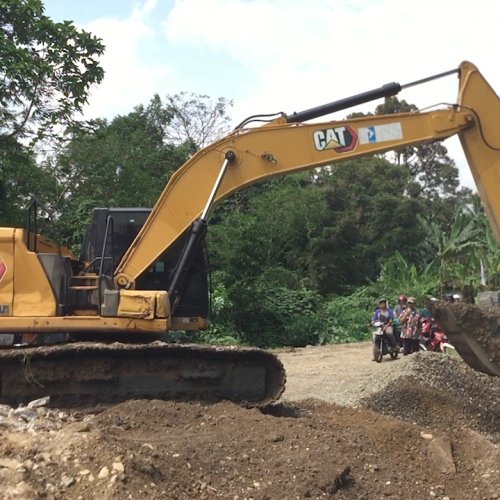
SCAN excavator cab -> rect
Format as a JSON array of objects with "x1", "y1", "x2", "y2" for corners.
[{"x1": 77, "y1": 207, "x2": 210, "y2": 320}]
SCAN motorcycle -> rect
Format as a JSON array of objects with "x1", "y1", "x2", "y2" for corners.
[
  {"x1": 372, "y1": 320, "x2": 399, "y2": 362},
  {"x1": 420, "y1": 317, "x2": 455, "y2": 353}
]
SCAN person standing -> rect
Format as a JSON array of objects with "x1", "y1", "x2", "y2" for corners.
[
  {"x1": 393, "y1": 295, "x2": 408, "y2": 319},
  {"x1": 399, "y1": 297, "x2": 421, "y2": 355},
  {"x1": 393, "y1": 295, "x2": 408, "y2": 346}
]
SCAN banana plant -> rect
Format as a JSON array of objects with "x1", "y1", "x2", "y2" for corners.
[{"x1": 417, "y1": 207, "x2": 482, "y2": 293}]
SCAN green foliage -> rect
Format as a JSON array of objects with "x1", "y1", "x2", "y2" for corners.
[
  {"x1": 0, "y1": 0, "x2": 104, "y2": 141},
  {"x1": 0, "y1": 0, "x2": 104, "y2": 227},
  {"x1": 259, "y1": 285, "x2": 322, "y2": 347},
  {"x1": 321, "y1": 287, "x2": 377, "y2": 344},
  {"x1": 316, "y1": 156, "x2": 427, "y2": 288},
  {"x1": 374, "y1": 97, "x2": 470, "y2": 224},
  {"x1": 418, "y1": 206, "x2": 482, "y2": 292},
  {"x1": 203, "y1": 272, "x2": 242, "y2": 345},
  {"x1": 39, "y1": 92, "x2": 234, "y2": 249},
  {"x1": 0, "y1": 136, "x2": 56, "y2": 226},
  {"x1": 209, "y1": 266, "x2": 323, "y2": 348},
  {"x1": 377, "y1": 252, "x2": 440, "y2": 302},
  {"x1": 375, "y1": 97, "x2": 418, "y2": 115},
  {"x1": 209, "y1": 175, "x2": 329, "y2": 290},
  {"x1": 452, "y1": 195, "x2": 500, "y2": 290}
]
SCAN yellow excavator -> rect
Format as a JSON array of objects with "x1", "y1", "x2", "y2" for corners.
[{"x1": 0, "y1": 61, "x2": 499, "y2": 406}]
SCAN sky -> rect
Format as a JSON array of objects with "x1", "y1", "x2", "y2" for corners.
[{"x1": 43, "y1": 0, "x2": 500, "y2": 190}]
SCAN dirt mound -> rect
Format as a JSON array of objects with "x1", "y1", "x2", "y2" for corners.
[
  {"x1": 3, "y1": 398, "x2": 497, "y2": 500},
  {"x1": 362, "y1": 351, "x2": 500, "y2": 442}
]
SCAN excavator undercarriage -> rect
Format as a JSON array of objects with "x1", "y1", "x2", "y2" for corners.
[{"x1": 0, "y1": 342, "x2": 286, "y2": 407}]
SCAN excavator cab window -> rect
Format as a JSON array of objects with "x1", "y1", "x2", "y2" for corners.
[{"x1": 79, "y1": 208, "x2": 150, "y2": 275}]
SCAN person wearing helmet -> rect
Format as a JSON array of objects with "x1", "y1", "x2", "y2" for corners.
[{"x1": 394, "y1": 295, "x2": 407, "y2": 317}]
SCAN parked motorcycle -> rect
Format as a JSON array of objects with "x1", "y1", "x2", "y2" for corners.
[
  {"x1": 372, "y1": 321, "x2": 399, "y2": 362},
  {"x1": 420, "y1": 317, "x2": 455, "y2": 353}
]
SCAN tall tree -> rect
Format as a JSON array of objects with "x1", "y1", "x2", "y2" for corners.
[
  {"x1": 0, "y1": 0, "x2": 104, "y2": 141},
  {"x1": 0, "y1": 136, "x2": 55, "y2": 225},
  {"x1": 209, "y1": 156, "x2": 427, "y2": 297},
  {"x1": 375, "y1": 96, "x2": 471, "y2": 223},
  {"x1": 48, "y1": 108, "x2": 183, "y2": 248},
  {"x1": 157, "y1": 92, "x2": 233, "y2": 149},
  {"x1": 0, "y1": 0, "x2": 104, "y2": 227},
  {"x1": 316, "y1": 156, "x2": 427, "y2": 291}
]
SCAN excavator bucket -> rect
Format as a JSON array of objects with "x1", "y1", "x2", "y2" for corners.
[{"x1": 431, "y1": 302, "x2": 500, "y2": 377}]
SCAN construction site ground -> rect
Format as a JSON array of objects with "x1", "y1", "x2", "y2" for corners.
[{"x1": 0, "y1": 342, "x2": 499, "y2": 500}]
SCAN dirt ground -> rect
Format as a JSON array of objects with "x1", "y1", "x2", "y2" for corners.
[{"x1": 0, "y1": 342, "x2": 499, "y2": 500}]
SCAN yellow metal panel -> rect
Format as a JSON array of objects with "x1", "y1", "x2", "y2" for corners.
[
  {"x1": 12, "y1": 229, "x2": 56, "y2": 316},
  {"x1": 0, "y1": 315, "x2": 168, "y2": 333},
  {"x1": 35, "y1": 233, "x2": 75, "y2": 259},
  {"x1": 457, "y1": 61, "x2": 500, "y2": 244},
  {"x1": 170, "y1": 316, "x2": 208, "y2": 330},
  {"x1": 118, "y1": 290, "x2": 156, "y2": 319},
  {"x1": 0, "y1": 228, "x2": 15, "y2": 316},
  {"x1": 155, "y1": 290, "x2": 170, "y2": 319}
]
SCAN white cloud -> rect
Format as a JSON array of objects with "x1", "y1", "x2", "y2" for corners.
[
  {"x1": 80, "y1": 0, "x2": 171, "y2": 120},
  {"x1": 164, "y1": 0, "x2": 500, "y2": 189},
  {"x1": 75, "y1": 0, "x2": 500, "y2": 190}
]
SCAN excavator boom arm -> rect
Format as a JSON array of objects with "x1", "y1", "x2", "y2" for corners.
[{"x1": 115, "y1": 67, "x2": 494, "y2": 287}]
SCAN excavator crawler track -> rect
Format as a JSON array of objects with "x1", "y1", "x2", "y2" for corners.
[
  {"x1": 431, "y1": 302, "x2": 500, "y2": 377},
  {"x1": 0, "y1": 342, "x2": 286, "y2": 407}
]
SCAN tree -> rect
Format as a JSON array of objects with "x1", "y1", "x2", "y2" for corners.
[
  {"x1": 210, "y1": 174, "x2": 328, "y2": 287},
  {"x1": 0, "y1": 0, "x2": 104, "y2": 141},
  {"x1": 47, "y1": 107, "x2": 186, "y2": 248},
  {"x1": 47, "y1": 92, "x2": 233, "y2": 250},
  {"x1": 0, "y1": 135, "x2": 56, "y2": 225},
  {"x1": 316, "y1": 157, "x2": 427, "y2": 291},
  {"x1": 159, "y1": 92, "x2": 233, "y2": 148},
  {"x1": 375, "y1": 96, "x2": 471, "y2": 223}
]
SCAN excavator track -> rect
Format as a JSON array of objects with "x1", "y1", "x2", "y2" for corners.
[
  {"x1": 0, "y1": 342, "x2": 286, "y2": 407},
  {"x1": 431, "y1": 302, "x2": 500, "y2": 377}
]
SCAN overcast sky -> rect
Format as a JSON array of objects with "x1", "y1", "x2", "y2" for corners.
[{"x1": 43, "y1": 0, "x2": 500, "y2": 190}]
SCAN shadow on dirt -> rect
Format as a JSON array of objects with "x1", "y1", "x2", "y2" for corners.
[{"x1": 260, "y1": 402, "x2": 307, "y2": 418}]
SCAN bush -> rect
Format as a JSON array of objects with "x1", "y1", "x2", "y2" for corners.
[
  {"x1": 225, "y1": 281, "x2": 324, "y2": 348},
  {"x1": 321, "y1": 287, "x2": 376, "y2": 344},
  {"x1": 281, "y1": 314, "x2": 322, "y2": 347}
]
